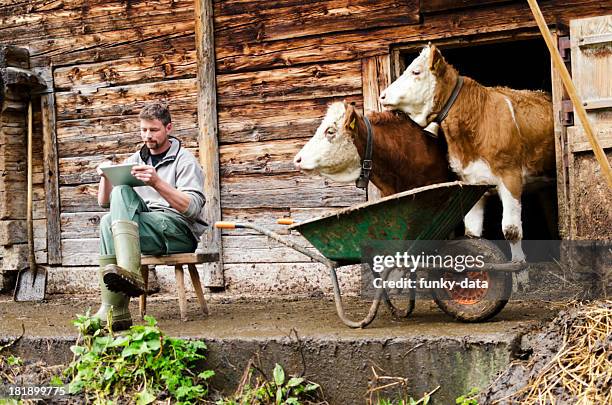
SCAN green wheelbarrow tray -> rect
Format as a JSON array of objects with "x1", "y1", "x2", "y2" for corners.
[
  {"x1": 216, "y1": 181, "x2": 499, "y2": 329},
  {"x1": 289, "y1": 181, "x2": 491, "y2": 265}
]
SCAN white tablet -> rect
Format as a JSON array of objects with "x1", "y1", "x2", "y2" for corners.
[{"x1": 100, "y1": 163, "x2": 146, "y2": 187}]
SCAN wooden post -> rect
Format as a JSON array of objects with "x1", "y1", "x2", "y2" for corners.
[
  {"x1": 39, "y1": 66, "x2": 62, "y2": 265},
  {"x1": 361, "y1": 55, "x2": 391, "y2": 201},
  {"x1": 195, "y1": 0, "x2": 224, "y2": 287},
  {"x1": 526, "y1": 0, "x2": 612, "y2": 189}
]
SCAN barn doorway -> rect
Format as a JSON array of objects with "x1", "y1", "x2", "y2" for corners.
[{"x1": 395, "y1": 38, "x2": 559, "y2": 253}]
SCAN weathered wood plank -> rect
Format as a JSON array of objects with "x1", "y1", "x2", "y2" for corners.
[
  {"x1": 54, "y1": 78, "x2": 198, "y2": 120},
  {"x1": 41, "y1": 76, "x2": 62, "y2": 264},
  {"x1": 3, "y1": 5, "x2": 195, "y2": 67},
  {"x1": 217, "y1": 61, "x2": 362, "y2": 107},
  {"x1": 3, "y1": 243, "x2": 47, "y2": 269},
  {"x1": 221, "y1": 207, "x2": 294, "y2": 236},
  {"x1": 215, "y1": 0, "x2": 611, "y2": 73},
  {"x1": 420, "y1": 0, "x2": 515, "y2": 14},
  {"x1": 53, "y1": 50, "x2": 197, "y2": 90},
  {"x1": 218, "y1": 96, "x2": 362, "y2": 144},
  {"x1": 0, "y1": 1, "x2": 194, "y2": 43},
  {"x1": 221, "y1": 173, "x2": 365, "y2": 209},
  {"x1": 222, "y1": 235, "x2": 318, "y2": 263},
  {"x1": 0, "y1": 189, "x2": 47, "y2": 220},
  {"x1": 219, "y1": 138, "x2": 305, "y2": 176},
  {"x1": 61, "y1": 238, "x2": 98, "y2": 266},
  {"x1": 60, "y1": 212, "x2": 105, "y2": 239},
  {"x1": 0, "y1": 218, "x2": 46, "y2": 246},
  {"x1": 33, "y1": 34, "x2": 196, "y2": 70},
  {"x1": 361, "y1": 54, "x2": 390, "y2": 201},
  {"x1": 196, "y1": 0, "x2": 224, "y2": 287},
  {"x1": 214, "y1": 0, "x2": 419, "y2": 44},
  {"x1": 59, "y1": 184, "x2": 101, "y2": 213}
]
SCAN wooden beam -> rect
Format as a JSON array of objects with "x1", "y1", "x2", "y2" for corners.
[
  {"x1": 195, "y1": 0, "x2": 224, "y2": 288},
  {"x1": 361, "y1": 55, "x2": 392, "y2": 201},
  {"x1": 39, "y1": 66, "x2": 62, "y2": 265}
]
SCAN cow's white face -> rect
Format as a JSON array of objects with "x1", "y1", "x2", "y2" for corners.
[
  {"x1": 379, "y1": 46, "x2": 437, "y2": 127},
  {"x1": 293, "y1": 102, "x2": 362, "y2": 183}
]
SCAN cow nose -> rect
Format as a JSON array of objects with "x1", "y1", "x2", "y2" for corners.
[
  {"x1": 379, "y1": 91, "x2": 386, "y2": 101},
  {"x1": 294, "y1": 155, "x2": 302, "y2": 169}
]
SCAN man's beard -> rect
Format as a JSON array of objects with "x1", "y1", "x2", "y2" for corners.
[{"x1": 145, "y1": 140, "x2": 159, "y2": 149}]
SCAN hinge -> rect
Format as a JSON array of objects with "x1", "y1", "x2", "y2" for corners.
[
  {"x1": 558, "y1": 36, "x2": 571, "y2": 63},
  {"x1": 560, "y1": 99, "x2": 574, "y2": 127}
]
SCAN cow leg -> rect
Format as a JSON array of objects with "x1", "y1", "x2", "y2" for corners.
[
  {"x1": 498, "y1": 178, "x2": 525, "y2": 263},
  {"x1": 464, "y1": 195, "x2": 487, "y2": 237}
]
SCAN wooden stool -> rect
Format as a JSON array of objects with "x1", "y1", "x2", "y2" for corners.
[{"x1": 139, "y1": 252, "x2": 219, "y2": 321}]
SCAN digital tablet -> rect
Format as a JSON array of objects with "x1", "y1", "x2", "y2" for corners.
[{"x1": 100, "y1": 163, "x2": 146, "y2": 187}]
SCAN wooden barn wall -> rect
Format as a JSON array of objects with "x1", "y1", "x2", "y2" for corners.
[
  {"x1": 0, "y1": 0, "x2": 610, "y2": 294},
  {"x1": 211, "y1": 0, "x2": 610, "y2": 293},
  {"x1": 0, "y1": 0, "x2": 199, "y2": 274}
]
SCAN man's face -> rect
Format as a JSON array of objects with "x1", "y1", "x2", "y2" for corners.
[{"x1": 140, "y1": 118, "x2": 172, "y2": 152}]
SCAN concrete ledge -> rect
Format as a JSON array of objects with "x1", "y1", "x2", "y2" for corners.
[{"x1": 0, "y1": 295, "x2": 559, "y2": 404}]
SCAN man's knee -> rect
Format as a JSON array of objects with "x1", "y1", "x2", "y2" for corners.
[{"x1": 110, "y1": 185, "x2": 136, "y2": 201}]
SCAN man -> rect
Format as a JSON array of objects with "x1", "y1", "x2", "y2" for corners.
[{"x1": 94, "y1": 102, "x2": 207, "y2": 330}]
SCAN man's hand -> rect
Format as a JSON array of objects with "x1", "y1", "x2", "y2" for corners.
[
  {"x1": 131, "y1": 165, "x2": 161, "y2": 187},
  {"x1": 96, "y1": 160, "x2": 113, "y2": 179}
]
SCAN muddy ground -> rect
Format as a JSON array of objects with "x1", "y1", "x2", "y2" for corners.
[{"x1": 0, "y1": 293, "x2": 561, "y2": 341}]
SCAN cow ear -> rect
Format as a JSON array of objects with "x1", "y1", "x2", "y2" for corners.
[
  {"x1": 343, "y1": 104, "x2": 358, "y2": 131},
  {"x1": 428, "y1": 45, "x2": 444, "y2": 73}
]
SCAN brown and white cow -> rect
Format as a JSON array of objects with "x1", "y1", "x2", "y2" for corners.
[
  {"x1": 293, "y1": 101, "x2": 452, "y2": 197},
  {"x1": 379, "y1": 45, "x2": 555, "y2": 262}
]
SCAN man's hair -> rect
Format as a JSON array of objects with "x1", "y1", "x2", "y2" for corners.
[{"x1": 139, "y1": 102, "x2": 172, "y2": 126}]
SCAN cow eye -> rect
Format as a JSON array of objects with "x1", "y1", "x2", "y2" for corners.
[
  {"x1": 412, "y1": 70, "x2": 421, "y2": 76},
  {"x1": 325, "y1": 127, "x2": 336, "y2": 139}
]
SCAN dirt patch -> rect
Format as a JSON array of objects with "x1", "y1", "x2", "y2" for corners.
[{"x1": 479, "y1": 300, "x2": 612, "y2": 404}]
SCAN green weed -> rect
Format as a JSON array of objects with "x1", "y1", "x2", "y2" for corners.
[{"x1": 65, "y1": 311, "x2": 214, "y2": 404}]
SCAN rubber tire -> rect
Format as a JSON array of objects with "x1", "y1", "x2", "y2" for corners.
[{"x1": 431, "y1": 238, "x2": 512, "y2": 322}]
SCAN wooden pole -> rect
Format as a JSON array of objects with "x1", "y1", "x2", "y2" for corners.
[
  {"x1": 526, "y1": 0, "x2": 612, "y2": 189},
  {"x1": 195, "y1": 0, "x2": 224, "y2": 287},
  {"x1": 39, "y1": 66, "x2": 62, "y2": 265}
]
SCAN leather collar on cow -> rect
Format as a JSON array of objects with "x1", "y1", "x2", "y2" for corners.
[
  {"x1": 355, "y1": 113, "x2": 374, "y2": 190},
  {"x1": 424, "y1": 76, "x2": 464, "y2": 139}
]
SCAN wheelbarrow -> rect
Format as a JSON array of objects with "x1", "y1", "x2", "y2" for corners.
[{"x1": 215, "y1": 181, "x2": 523, "y2": 328}]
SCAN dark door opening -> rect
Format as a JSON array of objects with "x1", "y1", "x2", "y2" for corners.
[{"x1": 398, "y1": 39, "x2": 559, "y2": 251}]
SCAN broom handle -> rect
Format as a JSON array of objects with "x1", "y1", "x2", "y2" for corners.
[
  {"x1": 526, "y1": 0, "x2": 612, "y2": 189},
  {"x1": 27, "y1": 101, "x2": 35, "y2": 269}
]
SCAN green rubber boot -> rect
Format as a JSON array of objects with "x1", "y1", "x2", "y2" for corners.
[
  {"x1": 93, "y1": 255, "x2": 133, "y2": 331},
  {"x1": 103, "y1": 220, "x2": 146, "y2": 298}
]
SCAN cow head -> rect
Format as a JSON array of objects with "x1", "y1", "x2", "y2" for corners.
[
  {"x1": 379, "y1": 45, "x2": 446, "y2": 127},
  {"x1": 293, "y1": 102, "x2": 362, "y2": 183}
]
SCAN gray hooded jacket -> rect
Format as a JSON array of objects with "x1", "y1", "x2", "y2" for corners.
[{"x1": 125, "y1": 137, "x2": 207, "y2": 239}]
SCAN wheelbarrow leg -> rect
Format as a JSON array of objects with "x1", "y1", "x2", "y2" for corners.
[
  {"x1": 382, "y1": 270, "x2": 416, "y2": 319},
  {"x1": 329, "y1": 264, "x2": 383, "y2": 328}
]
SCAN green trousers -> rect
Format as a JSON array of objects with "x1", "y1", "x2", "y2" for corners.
[{"x1": 99, "y1": 185, "x2": 197, "y2": 256}]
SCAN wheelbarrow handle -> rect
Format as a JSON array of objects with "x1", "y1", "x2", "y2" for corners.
[
  {"x1": 214, "y1": 221, "x2": 243, "y2": 229},
  {"x1": 215, "y1": 221, "x2": 334, "y2": 267},
  {"x1": 276, "y1": 218, "x2": 295, "y2": 225}
]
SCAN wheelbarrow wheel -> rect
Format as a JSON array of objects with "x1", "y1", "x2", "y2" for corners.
[{"x1": 430, "y1": 238, "x2": 512, "y2": 322}]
